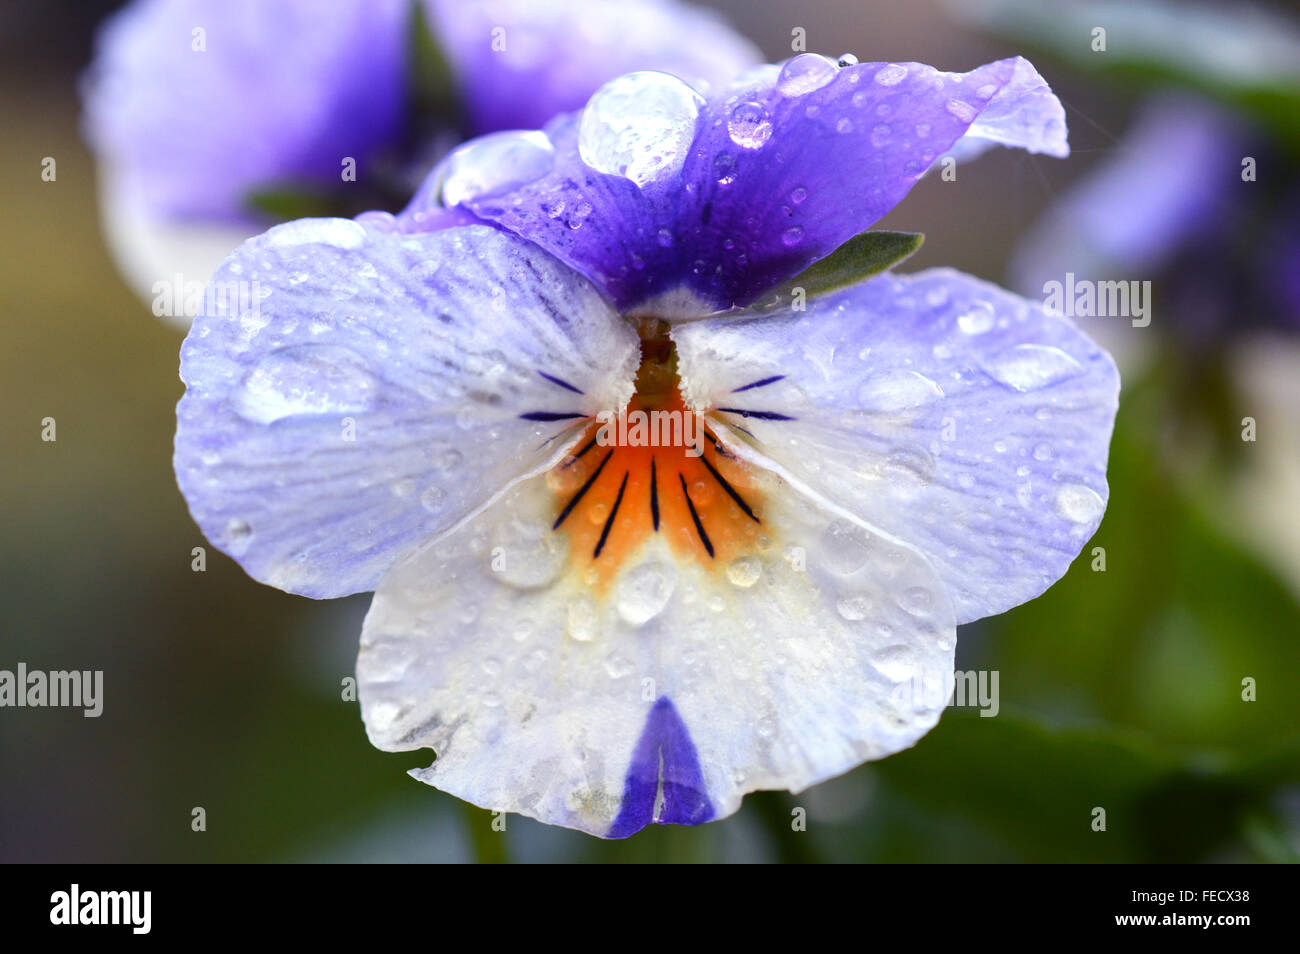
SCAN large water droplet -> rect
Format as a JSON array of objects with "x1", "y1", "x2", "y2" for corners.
[
  {"x1": 1056, "y1": 483, "x2": 1105, "y2": 525},
  {"x1": 776, "y1": 54, "x2": 838, "y2": 96},
  {"x1": 727, "y1": 101, "x2": 773, "y2": 149},
  {"x1": 265, "y1": 218, "x2": 366, "y2": 250},
  {"x1": 567, "y1": 596, "x2": 601, "y2": 642},
  {"x1": 436, "y1": 130, "x2": 555, "y2": 207},
  {"x1": 578, "y1": 71, "x2": 703, "y2": 187},
  {"x1": 615, "y1": 560, "x2": 677, "y2": 625},
  {"x1": 232, "y1": 344, "x2": 378, "y2": 424},
  {"x1": 820, "y1": 520, "x2": 873, "y2": 576},
  {"x1": 490, "y1": 512, "x2": 569, "y2": 589},
  {"x1": 857, "y1": 369, "x2": 944, "y2": 413},
  {"x1": 983, "y1": 344, "x2": 1085, "y2": 392},
  {"x1": 726, "y1": 556, "x2": 762, "y2": 588},
  {"x1": 957, "y1": 300, "x2": 996, "y2": 334},
  {"x1": 874, "y1": 63, "x2": 908, "y2": 86},
  {"x1": 872, "y1": 644, "x2": 917, "y2": 681}
]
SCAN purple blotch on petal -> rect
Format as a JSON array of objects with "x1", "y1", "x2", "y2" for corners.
[{"x1": 606, "y1": 697, "x2": 714, "y2": 838}]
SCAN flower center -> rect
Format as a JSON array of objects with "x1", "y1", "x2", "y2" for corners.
[{"x1": 547, "y1": 320, "x2": 767, "y2": 585}]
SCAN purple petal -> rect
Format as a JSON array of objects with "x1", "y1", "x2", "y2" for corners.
[
  {"x1": 82, "y1": 0, "x2": 409, "y2": 221},
  {"x1": 673, "y1": 268, "x2": 1119, "y2": 624},
  {"x1": 426, "y1": 0, "x2": 760, "y2": 134},
  {"x1": 439, "y1": 56, "x2": 1068, "y2": 313},
  {"x1": 175, "y1": 220, "x2": 639, "y2": 598}
]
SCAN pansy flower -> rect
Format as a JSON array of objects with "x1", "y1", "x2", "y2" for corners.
[
  {"x1": 81, "y1": 0, "x2": 759, "y2": 312},
  {"x1": 175, "y1": 55, "x2": 1119, "y2": 836}
]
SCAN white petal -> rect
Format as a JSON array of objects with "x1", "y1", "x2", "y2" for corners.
[{"x1": 358, "y1": 454, "x2": 954, "y2": 837}]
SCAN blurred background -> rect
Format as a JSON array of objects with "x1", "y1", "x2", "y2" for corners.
[{"x1": 2, "y1": 0, "x2": 1298, "y2": 862}]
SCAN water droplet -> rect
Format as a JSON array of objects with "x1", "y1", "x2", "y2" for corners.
[
  {"x1": 882, "y1": 443, "x2": 936, "y2": 490},
  {"x1": 578, "y1": 71, "x2": 703, "y2": 187},
  {"x1": 232, "y1": 344, "x2": 377, "y2": 424},
  {"x1": 224, "y1": 518, "x2": 252, "y2": 553},
  {"x1": 1033, "y1": 443, "x2": 1054, "y2": 461},
  {"x1": 391, "y1": 478, "x2": 416, "y2": 498},
  {"x1": 836, "y1": 595, "x2": 872, "y2": 620},
  {"x1": 983, "y1": 344, "x2": 1085, "y2": 392},
  {"x1": 1056, "y1": 483, "x2": 1104, "y2": 525},
  {"x1": 420, "y1": 487, "x2": 445, "y2": 512},
  {"x1": 265, "y1": 218, "x2": 366, "y2": 250},
  {"x1": 615, "y1": 561, "x2": 677, "y2": 625},
  {"x1": 870, "y1": 124, "x2": 891, "y2": 147},
  {"x1": 820, "y1": 521, "x2": 872, "y2": 576},
  {"x1": 946, "y1": 99, "x2": 977, "y2": 123},
  {"x1": 781, "y1": 226, "x2": 804, "y2": 247},
  {"x1": 727, "y1": 101, "x2": 773, "y2": 149},
  {"x1": 437, "y1": 131, "x2": 555, "y2": 207},
  {"x1": 837, "y1": 117, "x2": 854, "y2": 134},
  {"x1": 857, "y1": 369, "x2": 944, "y2": 413},
  {"x1": 900, "y1": 586, "x2": 934, "y2": 617},
  {"x1": 837, "y1": 53, "x2": 859, "y2": 67},
  {"x1": 656, "y1": 228, "x2": 674, "y2": 247},
  {"x1": 789, "y1": 186, "x2": 808, "y2": 205},
  {"x1": 726, "y1": 556, "x2": 762, "y2": 588},
  {"x1": 605, "y1": 654, "x2": 634, "y2": 678},
  {"x1": 872, "y1": 645, "x2": 917, "y2": 681},
  {"x1": 776, "y1": 54, "x2": 838, "y2": 96},
  {"x1": 874, "y1": 63, "x2": 908, "y2": 86},
  {"x1": 957, "y1": 301, "x2": 996, "y2": 335},
  {"x1": 713, "y1": 152, "x2": 737, "y2": 184},
  {"x1": 567, "y1": 596, "x2": 600, "y2": 642}
]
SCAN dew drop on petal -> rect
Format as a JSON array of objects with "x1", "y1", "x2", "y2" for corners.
[
  {"x1": 872, "y1": 644, "x2": 917, "y2": 681},
  {"x1": 265, "y1": 218, "x2": 366, "y2": 250},
  {"x1": 615, "y1": 561, "x2": 677, "y2": 626},
  {"x1": 727, "y1": 100, "x2": 773, "y2": 149},
  {"x1": 726, "y1": 556, "x2": 762, "y2": 588},
  {"x1": 567, "y1": 596, "x2": 601, "y2": 642},
  {"x1": 874, "y1": 63, "x2": 908, "y2": 86},
  {"x1": 946, "y1": 99, "x2": 977, "y2": 123},
  {"x1": 1056, "y1": 483, "x2": 1105, "y2": 525},
  {"x1": 491, "y1": 518, "x2": 568, "y2": 589},
  {"x1": 957, "y1": 300, "x2": 996, "y2": 334},
  {"x1": 836, "y1": 595, "x2": 872, "y2": 620},
  {"x1": 578, "y1": 71, "x2": 703, "y2": 187},
  {"x1": 224, "y1": 518, "x2": 252, "y2": 554},
  {"x1": 437, "y1": 131, "x2": 555, "y2": 207},
  {"x1": 820, "y1": 521, "x2": 872, "y2": 576},
  {"x1": 776, "y1": 54, "x2": 838, "y2": 96},
  {"x1": 232, "y1": 344, "x2": 377, "y2": 424},
  {"x1": 982, "y1": 344, "x2": 1085, "y2": 392},
  {"x1": 857, "y1": 369, "x2": 944, "y2": 412},
  {"x1": 781, "y1": 226, "x2": 805, "y2": 247}
]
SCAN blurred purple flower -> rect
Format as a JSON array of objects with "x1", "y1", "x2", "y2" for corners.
[
  {"x1": 173, "y1": 56, "x2": 1117, "y2": 836},
  {"x1": 81, "y1": 0, "x2": 760, "y2": 303},
  {"x1": 1012, "y1": 94, "x2": 1300, "y2": 340}
]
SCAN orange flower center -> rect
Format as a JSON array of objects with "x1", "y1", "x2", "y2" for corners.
[{"x1": 547, "y1": 321, "x2": 767, "y2": 586}]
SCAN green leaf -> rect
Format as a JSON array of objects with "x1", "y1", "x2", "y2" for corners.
[
  {"x1": 246, "y1": 187, "x2": 342, "y2": 222},
  {"x1": 756, "y1": 230, "x2": 924, "y2": 310},
  {"x1": 407, "y1": 0, "x2": 462, "y2": 131}
]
